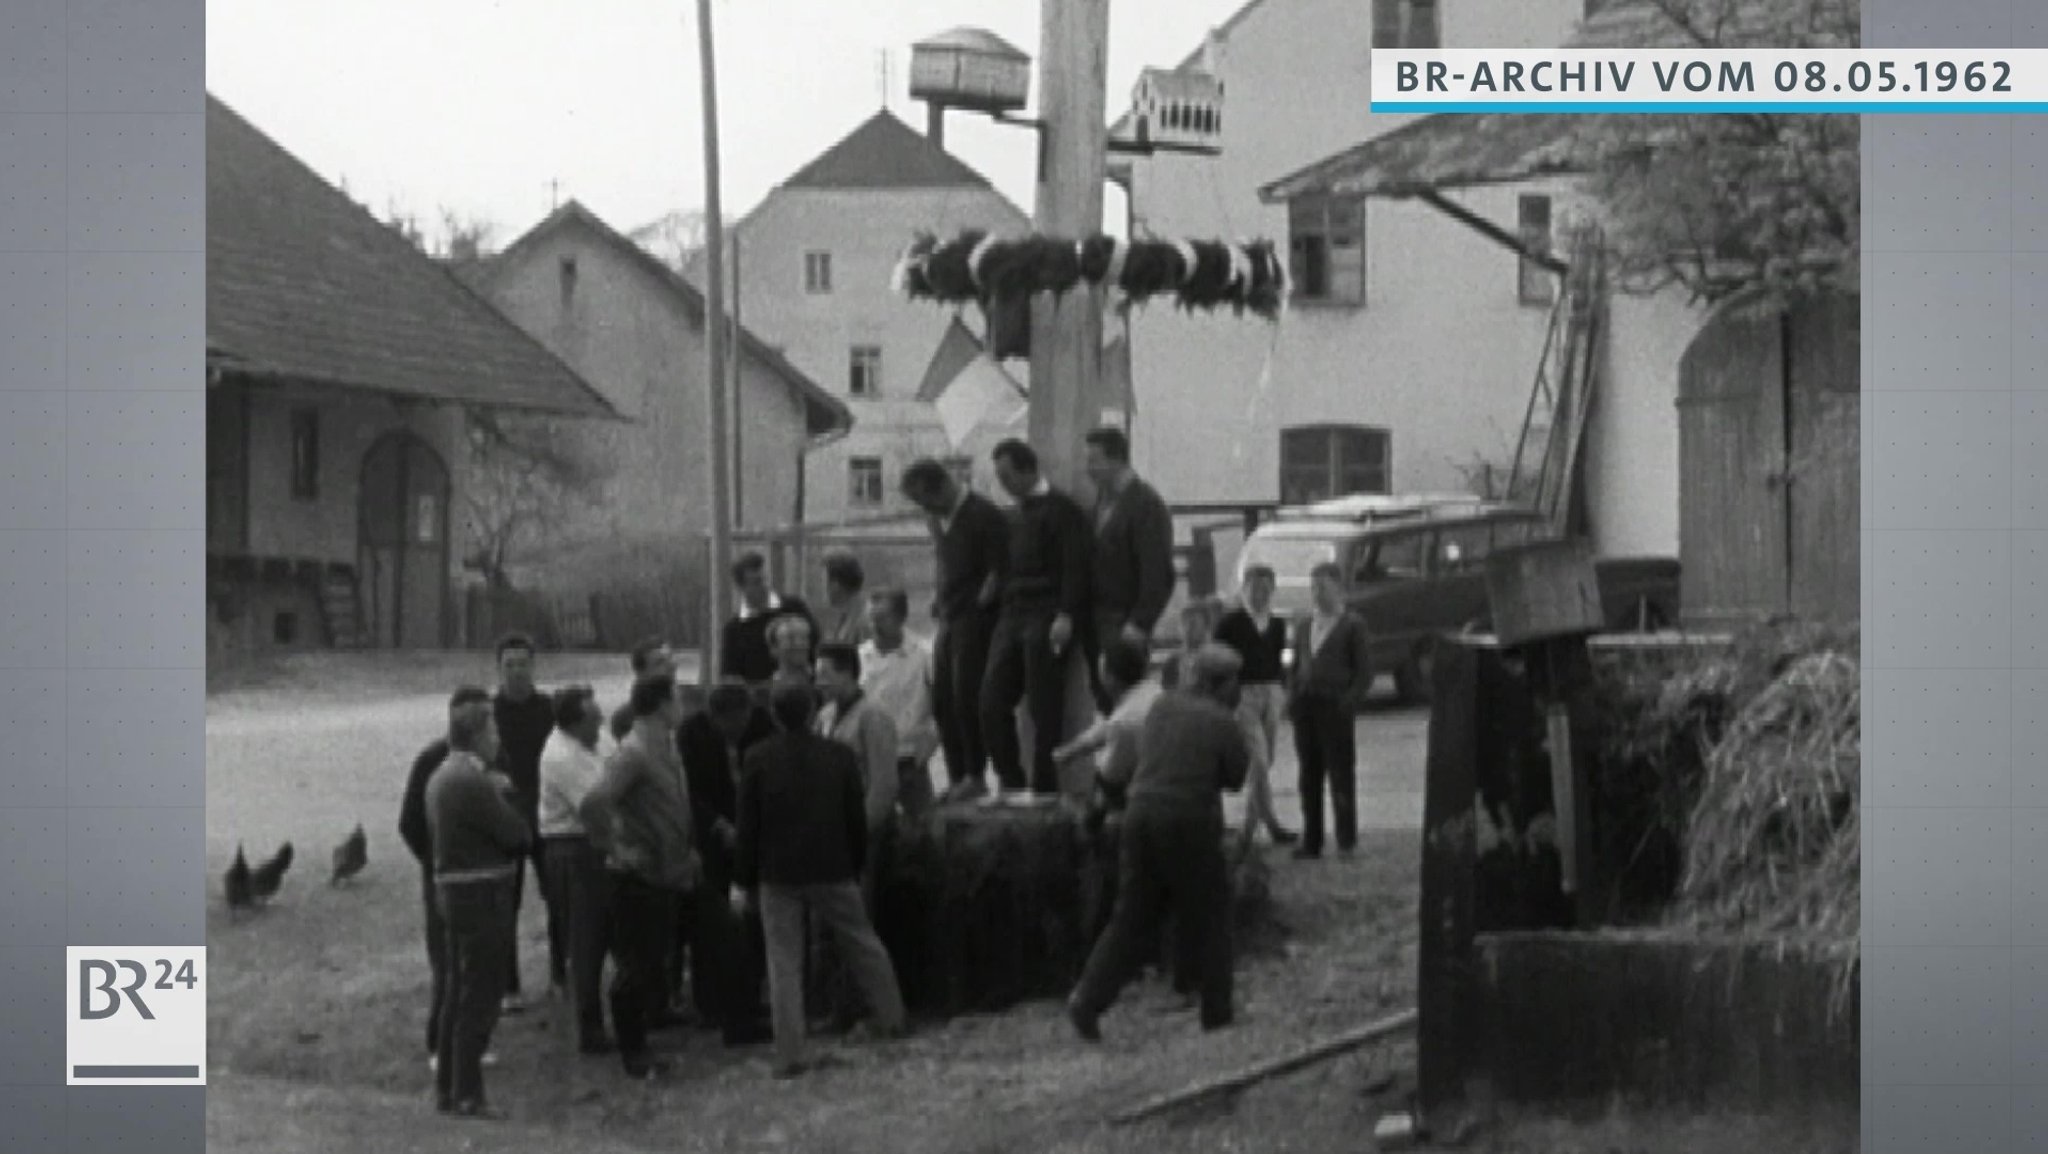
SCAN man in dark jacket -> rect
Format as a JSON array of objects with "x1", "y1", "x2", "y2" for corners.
[
  {"x1": 719, "y1": 551, "x2": 817, "y2": 686},
  {"x1": 979, "y1": 439, "x2": 1093, "y2": 805},
  {"x1": 491, "y1": 633, "x2": 559, "y2": 1007},
  {"x1": 1067, "y1": 646, "x2": 1250, "y2": 1041},
  {"x1": 1288, "y1": 562, "x2": 1374, "y2": 859},
  {"x1": 399, "y1": 734, "x2": 453, "y2": 1058},
  {"x1": 900, "y1": 457, "x2": 1009, "y2": 803},
  {"x1": 1082, "y1": 426, "x2": 1176, "y2": 712},
  {"x1": 677, "y1": 680, "x2": 778, "y2": 1044},
  {"x1": 735, "y1": 684, "x2": 907, "y2": 1078}
]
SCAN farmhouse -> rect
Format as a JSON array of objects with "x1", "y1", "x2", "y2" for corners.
[
  {"x1": 204, "y1": 94, "x2": 618, "y2": 656},
  {"x1": 692, "y1": 109, "x2": 1032, "y2": 523}
]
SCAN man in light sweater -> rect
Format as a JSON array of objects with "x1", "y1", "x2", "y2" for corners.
[
  {"x1": 579, "y1": 673, "x2": 700, "y2": 1080},
  {"x1": 1066, "y1": 645, "x2": 1251, "y2": 1041},
  {"x1": 424, "y1": 686, "x2": 531, "y2": 1119},
  {"x1": 537, "y1": 684, "x2": 612, "y2": 1055},
  {"x1": 858, "y1": 588, "x2": 941, "y2": 815}
]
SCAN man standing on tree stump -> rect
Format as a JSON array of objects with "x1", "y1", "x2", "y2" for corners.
[
  {"x1": 980, "y1": 439, "x2": 1093, "y2": 807},
  {"x1": 900, "y1": 458, "x2": 1008, "y2": 805},
  {"x1": 1067, "y1": 644, "x2": 1250, "y2": 1040},
  {"x1": 1082, "y1": 426, "x2": 1176, "y2": 713}
]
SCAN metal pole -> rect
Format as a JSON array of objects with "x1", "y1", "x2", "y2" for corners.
[
  {"x1": 731, "y1": 231, "x2": 745, "y2": 528},
  {"x1": 696, "y1": 0, "x2": 734, "y2": 686}
]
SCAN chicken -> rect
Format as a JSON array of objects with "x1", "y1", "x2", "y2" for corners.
[
  {"x1": 249, "y1": 842, "x2": 293, "y2": 902},
  {"x1": 224, "y1": 845, "x2": 255, "y2": 914},
  {"x1": 330, "y1": 824, "x2": 367, "y2": 886}
]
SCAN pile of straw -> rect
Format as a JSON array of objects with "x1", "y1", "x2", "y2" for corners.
[{"x1": 1668, "y1": 646, "x2": 1860, "y2": 951}]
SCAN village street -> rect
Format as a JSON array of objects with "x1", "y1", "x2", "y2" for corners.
[{"x1": 202, "y1": 652, "x2": 1430, "y2": 1153}]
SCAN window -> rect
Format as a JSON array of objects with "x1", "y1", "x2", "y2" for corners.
[
  {"x1": 849, "y1": 345, "x2": 882, "y2": 397},
  {"x1": 848, "y1": 457, "x2": 884, "y2": 508},
  {"x1": 1279, "y1": 425, "x2": 1391, "y2": 505},
  {"x1": 804, "y1": 251, "x2": 833, "y2": 294},
  {"x1": 289, "y1": 409, "x2": 320, "y2": 500},
  {"x1": 1372, "y1": 0, "x2": 1441, "y2": 50},
  {"x1": 943, "y1": 455, "x2": 973, "y2": 489},
  {"x1": 1357, "y1": 530, "x2": 1430, "y2": 584},
  {"x1": 1287, "y1": 196, "x2": 1366, "y2": 305},
  {"x1": 1517, "y1": 194, "x2": 1556, "y2": 305}
]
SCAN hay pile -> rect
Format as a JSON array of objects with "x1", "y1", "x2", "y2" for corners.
[{"x1": 1668, "y1": 646, "x2": 1860, "y2": 949}]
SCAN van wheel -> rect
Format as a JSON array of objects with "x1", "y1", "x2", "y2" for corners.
[{"x1": 1393, "y1": 642, "x2": 1434, "y2": 706}]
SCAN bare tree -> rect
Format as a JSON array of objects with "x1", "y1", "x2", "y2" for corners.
[
  {"x1": 459, "y1": 409, "x2": 617, "y2": 590},
  {"x1": 628, "y1": 209, "x2": 709, "y2": 272},
  {"x1": 1577, "y1": 0, "x2": 1860, "y2": 304}
]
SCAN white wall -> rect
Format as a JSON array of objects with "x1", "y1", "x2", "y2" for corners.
[
  {"x1": 1122, "y1": 0, "x2": 1586, "y2": 503},
  {"x1": 730, "y1": 183, "x2": 1030, "y2": 521}
]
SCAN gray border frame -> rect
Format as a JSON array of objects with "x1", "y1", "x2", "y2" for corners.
[
  {"x1": 2, "y1": 0, "x2": 206, "y2": 1147},
  {"x1": 0, "y1": 0, "x2": 2038, "y2": 1149}
]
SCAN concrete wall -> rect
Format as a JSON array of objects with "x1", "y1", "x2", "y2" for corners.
[
  {"x1": 729, "y1": 184, "x2": 1029, "y2": 520},
  {"x1": 479, "y1": 221, "x2": 812, "y2": 540}
]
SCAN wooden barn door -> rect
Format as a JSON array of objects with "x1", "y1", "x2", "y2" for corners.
[
  {"x1": 359, "y1": 432, "x2": 452, "y2": 649},
  {"x1": 1677, "y1": 292, "x2": 1861, "y2": 627},
  {"x1": 1784, "y1": 294, "x2": 1861, "y2": 622},
  {"x1": 1677, "y1": 301, "x2": 1791, "y2": 626}
]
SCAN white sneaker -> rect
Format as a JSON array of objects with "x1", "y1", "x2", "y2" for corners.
[
  {"x1": 1010, "y1": 790, "x2": 1060, "y2": 809},
  {"x1": 978, "y1": 788, "x2": 1010, "y2": 809},
  {"x1": 428, "y1": 1051, "x2": 499, "y2": 1073}
]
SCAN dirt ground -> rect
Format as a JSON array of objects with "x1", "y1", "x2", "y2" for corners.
[{"x1": 204, "y1": 652, "x2": 1849, "y2": 1154}]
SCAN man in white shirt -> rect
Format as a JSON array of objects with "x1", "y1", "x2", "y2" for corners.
[
  {"x1": 858, "y1": 589, "x2": 941, "y2": 813},
  {"x1": 536, "y1": 685, "x2": 614, "y2": 1054}
]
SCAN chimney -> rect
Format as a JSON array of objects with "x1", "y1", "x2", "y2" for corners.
[
  {"x1": 926, "y1": 102, "x2": 946, "y2": 150},
  {"x1": 1202, "y1": 27, "x2": 1225, "y2": 74}
]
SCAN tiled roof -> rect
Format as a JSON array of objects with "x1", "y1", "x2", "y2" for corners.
[
  {"x1": 477, "y1": 202, "x2": 854, "y2": 443},
  {"x1": 204, "y1": 94, "x2": 616, "y2": 418},
  {"x1": 1259, "y1": 113, "x2": 1590, "y2": 201},
  {"x1": 782, "y1": 110, "x2": 996, "y2": 192}
]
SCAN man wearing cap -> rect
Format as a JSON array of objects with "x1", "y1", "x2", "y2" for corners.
[{"x1": 1066, "y1": 644, "x2": 1251, "y2": 1041}]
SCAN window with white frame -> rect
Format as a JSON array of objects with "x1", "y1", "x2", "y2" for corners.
[
  {"x1": 1279, "y1": 425, "x2": 1391, "y2": 505},
  {"x1": 1517, "y1": 194, "x2": 1557, "y2": 305},
  {"x1": 1372, "y1": 0, "x2": 1441, "y2": 50},
  {"x1": 848, "y1": 457, "x2": 884, "y2": 508},
  {"x1": 848, "y1": 344, "x2": 882, "y2": 397},
  {"x1": 1287, "y1": 196, "x2": 1366, "y2": 306},
  {"x1": 804, "y1": 251, "x2": 832, "y2": 293}
]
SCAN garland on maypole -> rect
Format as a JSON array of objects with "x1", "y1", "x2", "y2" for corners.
[{"x1": 890, "y1": 229, "x2": 1289, "y2": 321}]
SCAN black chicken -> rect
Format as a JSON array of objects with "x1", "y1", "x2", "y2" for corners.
[
  {"x1": 249, "y1": 842, "x2": 294, "y2": 902},
  {"x1": 223, "y1": 845, "x2": 255, "y2": 914},
  {"x1": 330, "y1": 824, "x2": 367, "y2": 886}
]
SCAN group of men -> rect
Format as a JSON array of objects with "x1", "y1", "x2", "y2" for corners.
[{"x1": 391, "y1": 426, "x2": 1381, "y2": 1114}]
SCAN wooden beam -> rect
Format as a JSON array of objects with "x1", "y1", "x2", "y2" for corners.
[
  {"x1": 1110, "y1": 1008, "x2": 1419, "y2": 1125},
  {"x1": 1411, "y1": 187, "x2": 1568, "y2": 276}
]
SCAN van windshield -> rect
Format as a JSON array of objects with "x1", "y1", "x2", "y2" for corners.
[{"x1": 1238, "y1": 537, "x2": 1340, "y2": 587}]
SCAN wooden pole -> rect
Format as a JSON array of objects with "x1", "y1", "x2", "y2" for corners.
[
  {"x1": 730, "y1": 231, "x2": 745, "y2": 528},
  {"x1": 1109, "y1": 1009, "x2": 1420, "y2": 1125},
  {"x1": 695, "y1": 0, "x2": 734, "y2": 685},
  {"x1": 1019, "y1": 0, "x2": 1112, "y2": 775}
]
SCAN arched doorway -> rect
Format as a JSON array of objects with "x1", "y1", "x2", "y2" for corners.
[{"x1": 358, "y1": 430, "x2": 452, "y2": 648}]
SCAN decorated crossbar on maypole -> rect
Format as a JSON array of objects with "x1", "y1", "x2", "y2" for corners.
[{"x1": 891, "y1": 229, "x2": 1289, "y2": 325}]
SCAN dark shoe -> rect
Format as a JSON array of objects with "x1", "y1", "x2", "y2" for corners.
[
  {"x1": 771, "y1": 1060, "x2": 809, "y2": 1080},
  {"x1": 449, "y1": 1100, "x2": 504, "y2": 1120},
  {"x1": 1066, "y1": 997, "x2": 1102, "y2": 1043},
  {"x1": 1201, "y1": 1014, "x2": 1235, "y2": 1033},
  {"x1": 846, "y1": 1020, "x2": 908, "y2": 1043},
  {"x1": 1269, "y1": 826, "x2": 1299, "y2": 845},
  {"x1": 622, "y1": 1053, "x2": 672, "y2": 1079},
  {"x1": 722, "y1": 1020, "x2": 773, "y2": 1047},
  {"x1": 577, "y1": 1037, "x2": 615, "y2": 1057},
  {"x1": 1337, "y1": 843, "x2": 1357, "y2": 857},
  {"x1": 1292, "y1": 846, "x2": 1323, "y2": 861}
]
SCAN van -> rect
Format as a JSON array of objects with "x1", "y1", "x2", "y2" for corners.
[{"x1": 1232, "y1": 495, "x2": 1679, "y2": 704}]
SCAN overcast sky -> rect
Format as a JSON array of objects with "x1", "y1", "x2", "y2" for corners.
[{"x1": 206, "y1": 0, "x2": 1239, "y2": 247}]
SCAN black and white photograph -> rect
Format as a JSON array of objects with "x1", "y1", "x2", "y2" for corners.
[{"x1": 202, "y1": 1, "x2": 1862, "y2": 1150}]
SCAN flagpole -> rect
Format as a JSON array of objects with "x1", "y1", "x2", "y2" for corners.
[{"x1": 696, "y1": 0, "x2": 734, "y2": 686}]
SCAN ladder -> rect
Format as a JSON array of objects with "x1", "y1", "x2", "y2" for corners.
[
  {"x1": 1505, "y1": 224, "x2": 1607, "y2": 537},
  {"x1": 318, "y1": 565, "x2": 369, "y2": 649}
]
